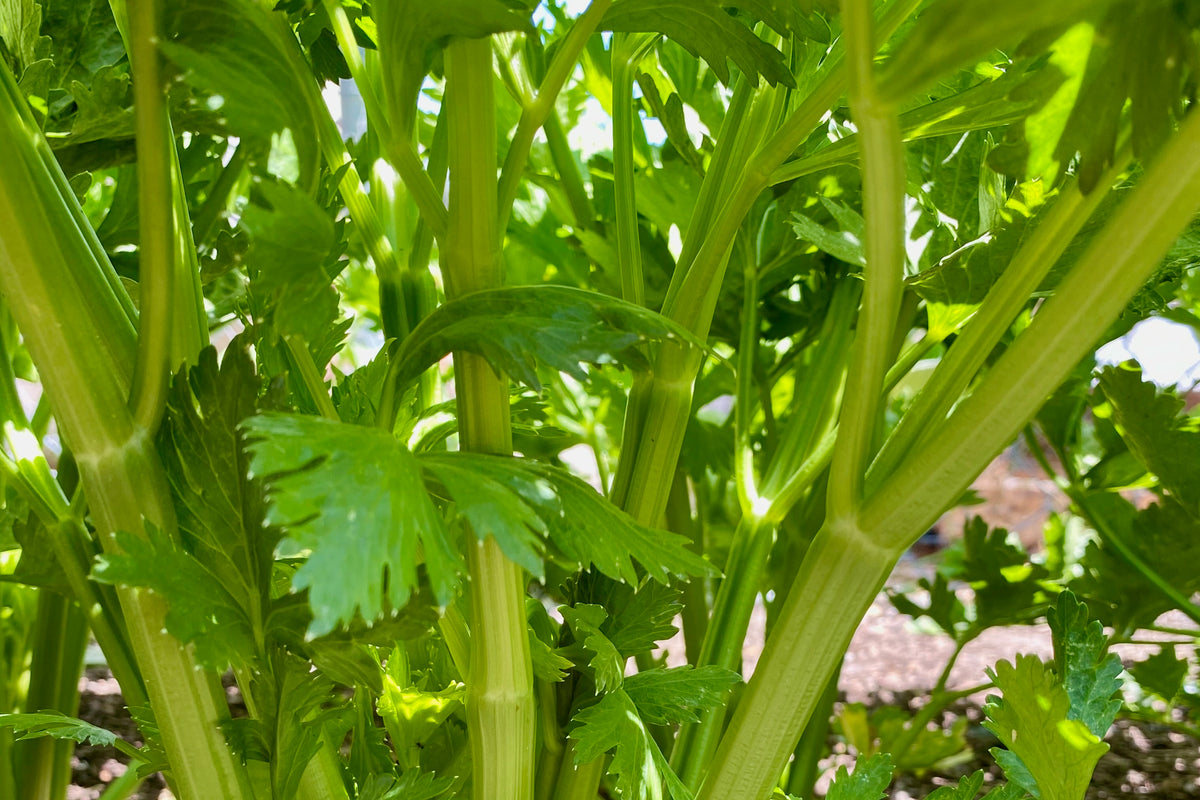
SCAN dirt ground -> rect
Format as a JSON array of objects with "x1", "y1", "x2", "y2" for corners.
[{"x1": 67, "y1": 446, "x2": 1200, "y2": 799}]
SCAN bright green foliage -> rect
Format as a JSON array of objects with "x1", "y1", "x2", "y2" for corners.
[
  {"x1": 1128, "y1": 646, "x2": 1189, "y2": 704},
  {"x1": 824, "y1": 752, "x2": 893, "y2": 800},
  {"x1": 1097, "y1": 364, "x2": 1200, "y2": 513},
  {"x1": 420, "y1": 451, "x2": 715, "y2": 583},
  {"x1": 572, "y1": 689, "x2": 683, "y2": 800},
  {"x1": 600, "y1": 0, "x2": 797, "y2": 87},
  {"x1": 388, "y1": 285, "x2": 700, "y2": 395},
  {"x1": 623, "y1": 666, "x2": 741, "y2": 724},
  {"x1": 243, "y1": 413, "x2": 459, "y2": 636},
  {"x1": 1046, "y1": 593, "x2": 1122, "y2": 738},
  {"x1": 984, "y1": 655, "x2": 1109, "y2": 800}
]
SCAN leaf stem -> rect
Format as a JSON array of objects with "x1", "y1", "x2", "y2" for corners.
[
  {"x1": 827, "y1": 0, "x2": 905, "y2": 521},
  {"x1": 496, "y1": 0, "x2": 613, "y2": 234},
  {"x1": 444, "y1": 37, "x2": 535, "y2": 800}
]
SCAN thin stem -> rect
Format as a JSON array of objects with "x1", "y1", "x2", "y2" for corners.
[
  {"x1": 611, "y1": 32, "x2": 659, "y2": 308},
  {"x1": 283, "y1": 335, "x2": 340, "y2": 421},
  {"x1": 15, "y1": 591, "x2": 88, "y2": 800},
  {"x1": 828, "y1": 0, "x2": 905, "y2": 521},
  {"x1": 127, "y1": 0, "x2": 174, "y2": 433},
  {"x1": 671, "y1": 517, "x2": 774, "y2": 789},
  {"x1": 496, "y1": 0, "x2": 613, "y2": 234}
]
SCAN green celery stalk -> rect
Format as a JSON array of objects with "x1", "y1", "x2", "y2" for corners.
[
  {"x1": 443, "y1": 37, "x2": 535, "y2": 800},
  {"x1": 0, "y1": 57, "x2": 254, "y2": 800}
]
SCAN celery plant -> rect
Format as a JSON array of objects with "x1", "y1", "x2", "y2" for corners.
[{"x1": 0, "y1": 2, "x2": 1199, "y2": 800}]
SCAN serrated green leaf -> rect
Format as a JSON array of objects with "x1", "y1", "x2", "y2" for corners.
[
  {"x1": 984, "y1": 655, "x2": 1109, "y2": 800},
  {"x1": 825, "y1": 752, "x2": 893, "y2": 800},
  {"x1": 1128, "y1": 646, "x2": 1189, "y2": 703},
  {"x1": 571, "y1": 688, "x2": 691, "y2": 800},
  {"x1": 162, "y1": 0, "x2": 324, "y2": 187},
  {"x1": 1097, "y1": 364, "x2": 1200, "y2": 516},
  {"x1": 93, "y1": 524, "x2": 259, "y2": 670},
  {"x1": 604, "y1": 580, "x2": 682, "y2": 657},
  {"x1": 419, "y1": 452, "x2": 548, "y2": 579},
  {"x1": 878, "y1": 0, "x2": 1114, "y2": 102},
  {"x1": 389, "y1": 285, "x2": 701, "y2": 394},
  {"x1": 156, "y1": 344, "x2": 276, "y2": 657},
  {"x1": 924, "y1": 770, "x2": 986, "y2": 800},
  {"x1": 601, "y1": 0, "x2": 794, "y2": 88},
  {"x1": 242, "y1": 413, "x2": 461, "y2": 637},
  {"x1": 1046, "y1": 592, "x2": 1123, "y2": 738},
  {"x1": 0, "y1": 0, "x2": 48, "y2": 76},
  {"x1": 375, "y1": 0, "x2": 530, "y2": 135},
  {"x1": 418, "y1": 452, "x2": 715, "y2": 584},
  {"x1": 333, "y1": 352, "x2": 390, "y2": 427},
  {"x1": 561, "y1": 604, "x2": 625, "y2": 693},
  {"x1": 530, "y1": 632, "x2": 574, "y2": 683},
  {"x1": 0, "y1": 710, "x2": 119, "y2": 749},
  {"x1": 243, "y1": 179, "x2": 336, "y2": 291},
  {"x1": 791, "y1": 197, "x2": 867, "y2": 268},
  {"x1": 623, "y1": 665, "x2": 740, "y2": 725}
]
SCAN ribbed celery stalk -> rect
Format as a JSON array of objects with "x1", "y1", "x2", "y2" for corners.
[
  {"x1": 443, "y1": 37, "x2": 535, "y2": 800},
  {"x1": 15, "y1": 591, "x2": 88, "y2": 800},
  {"x1": 0, "y1": 57, "x2": 253, "y2": 800},
  {"x1": 695, "y1": 43, "x2": 1200, "y2": 800}
]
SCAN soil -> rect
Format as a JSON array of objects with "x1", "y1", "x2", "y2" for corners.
[{"x1": 66, "y1": 446, "x2": 1200, "y2": 798}]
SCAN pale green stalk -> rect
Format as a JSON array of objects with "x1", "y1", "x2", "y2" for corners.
[
  {"x1": 696, "y1": 75, "x2": 1200, "y2": 800},
  {"x1": 444, "y1": 37, "x2": 535, "y2": 800}
]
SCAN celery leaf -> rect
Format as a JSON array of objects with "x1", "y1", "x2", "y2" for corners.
[
  {"x1": 984, "y1": 655, "x2": 1109, "y2": 800},
  {"x1": 419, "y1": 452, "x2": 716, "y2": 584},
  {"x1": 825, "y1": 752, "x2": 893, "y2": 800},
  {"x1": 1097, "y1": 364, "x2": 1200, "y2": 515},
  {"x1": 623, "y1": 665, "x2": 741, "y2": 725},
  {"x1": 94, "y1": 524, "x2": 258, "y2": 671},
  {"x1": 571, "y1": 689, "x2": 690, "y2": 800},
  {"x1": 601, "y1": 0, "x2": 795, "y2": 88},
  {"x1": 560, "y1": 604, "x2": 625, "y2": 693},
  {"x1": 1046, "y1": 592, "x2": 1122, "y2": 738},
  {"x1": 243, "y1": 413, "x2": 461, "y2": 636},
  {"x1": 390, "y1": 285, "x2": 701, "y2": 394}
]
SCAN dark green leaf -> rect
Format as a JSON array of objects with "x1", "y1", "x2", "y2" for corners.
[
  {"x1": 601, "y1": 0, "x2": 795, "y2": 88},
  {"x1": 925, "y1": 772, "x2": 986, "y2": 800},
  {"x1": 0, "y1": 711, "x2": 119, "y2": 749},
  {"x1": 825, "y1": 752, "x2": 894, "y2": 800},
  {"x1": 243, "y1": 413, "x2": 461, "y2": 637},
  {"x1": 560, "y1": 604, "x2": 625, "y2": 692},
  {"x1": 570, "y1": 688, "x2": 690, "y2": 800},
  {"x1": 1097, "y1": 364, "x2": 1200, "y2": 516},
  {"x1": 1046, "y1": 592, "x2": 1122, "y2": 738},
  {"x1": 157, "y1": 344, "x2": 276, "y2": 657},
  {"x1": 93, "y1": 524, "x2": 258, "y2": 670},
  {"x1": 1128, "y1": 646, "x2": 1189, "y2": 703},
  {"x1": 419, "y1": 452, "x2": 715, "y2": 584},
  {"x1": 390, "y1": 285, "x2": 701, "y2": 394},
  {"x1": 162, "y1": 0, "x2": 324, "y2": 187},
  {"x1": 984, "y1": 655, "x2": 1108, "y2": 800},
  {"x1": 623, "y1": 665, "x2": 740, "y2": 725},
  {"x1": 879, "y1": 0, "x2": 1114, "y2": 102}
]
